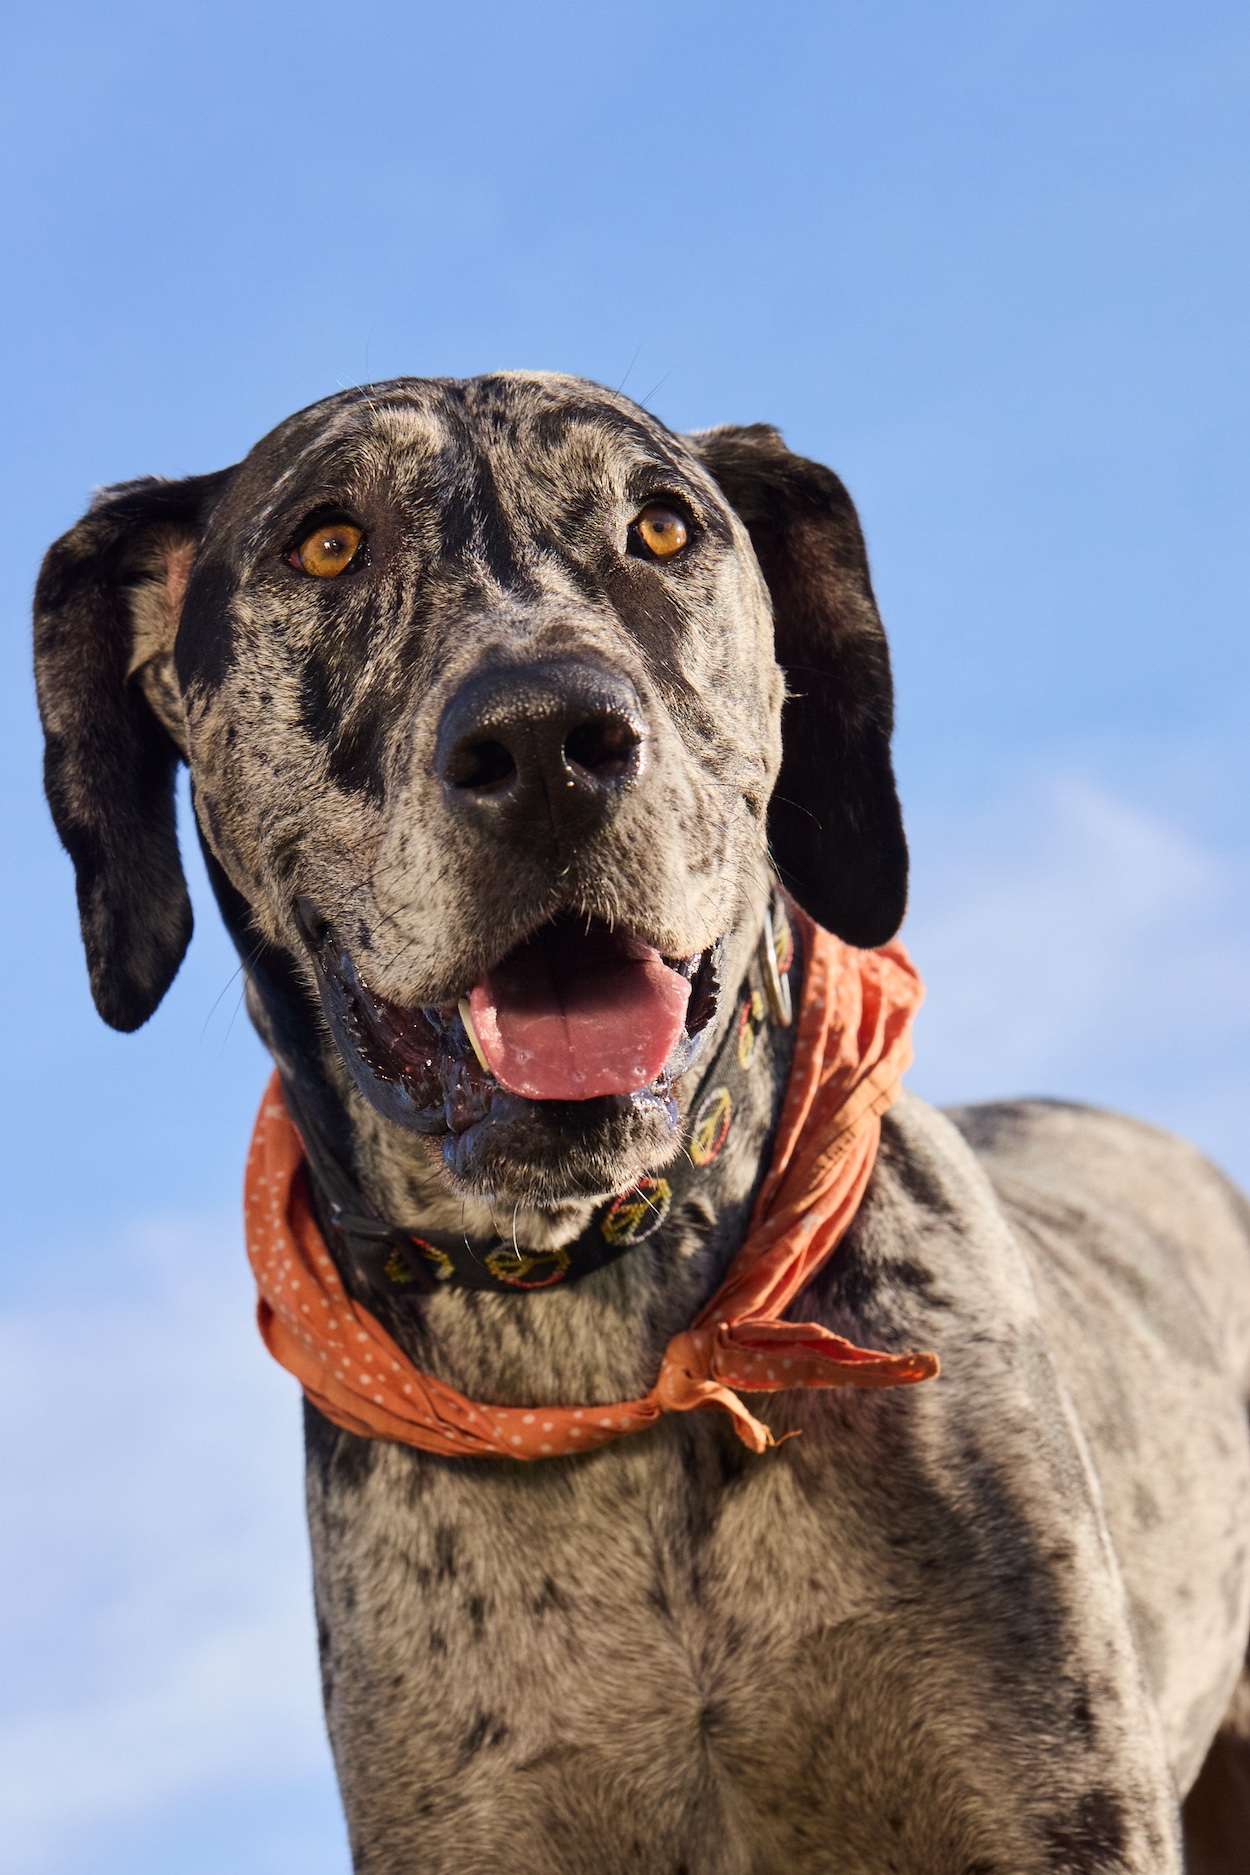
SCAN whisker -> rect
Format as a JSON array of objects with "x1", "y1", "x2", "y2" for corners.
[
  {"x1": 614, "y1": 343, "x2": 642, "y2": 396},
  {"x1": 201, "y1": 928, "x2": 270, "y2": 1042},
  {"x1": 201, "y1": 963, "x2": 245, "y2": 1041},
  {"x1": 638, "y1": 367, "x2": 674, "y2": 410}
]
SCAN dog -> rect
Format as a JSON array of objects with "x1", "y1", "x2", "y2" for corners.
[{"x1": 34, "y1": 373, "x2": 1250, "y2": 1873}]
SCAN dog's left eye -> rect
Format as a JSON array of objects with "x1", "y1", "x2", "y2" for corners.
[
  {"x1": 630, "y1": 505, "x2": 689, "y2": 561},
  {"x1": 290, "y1": 522, "x2": 365, "y2": 578}
]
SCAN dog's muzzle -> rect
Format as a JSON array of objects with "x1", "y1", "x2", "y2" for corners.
[{"x1": 294, "y1": 900, "x2": 723, "y2": 1141}]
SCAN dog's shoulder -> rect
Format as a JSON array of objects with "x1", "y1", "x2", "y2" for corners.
[
  {"x1": 813, "y1": 1090, "x2": 1047, "y2": 1357},
  {"x1": 946, "y1": 1095, "x2": 1250, "y2": 1389}
]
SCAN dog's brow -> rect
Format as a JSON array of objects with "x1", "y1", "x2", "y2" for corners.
[
  {"x1": 368, "y1": 401, "x2": 451, "y2": 452},
  {"x1": 271, "y1": 401, "x2": 377, "y2": 494},
  {"x1": 250, "y1": 403, "x2": 452, "y2": 536}
]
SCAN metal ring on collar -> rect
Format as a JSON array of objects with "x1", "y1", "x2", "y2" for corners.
[{"x1": 758, "y1": 902, "x2": 793, "y2": 1028}]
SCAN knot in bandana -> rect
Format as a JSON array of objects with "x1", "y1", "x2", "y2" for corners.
[{"x1": 244, "y1": 911, "x2": 937, "y2": 1459}]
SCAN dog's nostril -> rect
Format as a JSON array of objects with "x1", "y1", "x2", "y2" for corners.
[
  {"x1": 445, "y1": 738, "x2": 518, "y2": 791},
  {"x1": 563, "y1": 716, "x2": 641, "y2": 781}
]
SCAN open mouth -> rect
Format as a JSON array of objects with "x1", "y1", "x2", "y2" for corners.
[{"x1": 297, "y1": 904, "x2": 723, "y2": 1141}]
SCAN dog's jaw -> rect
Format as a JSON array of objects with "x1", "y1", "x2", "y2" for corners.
[{"x1": 252, "y1": 918, "x2": 764, "y2": 1229}]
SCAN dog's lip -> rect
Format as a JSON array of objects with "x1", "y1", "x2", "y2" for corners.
[{"x1": 294, "y1": 899, "x2": 723, "y2": 1135}]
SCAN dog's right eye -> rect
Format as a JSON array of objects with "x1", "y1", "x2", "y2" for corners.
[{"x1": 289, "y1": 522, "x2": 365, "y2": 578}]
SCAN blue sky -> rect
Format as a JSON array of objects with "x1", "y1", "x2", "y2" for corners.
[{"x1": 2, "y1": 2, "x2": 1247, "y2": 1868}]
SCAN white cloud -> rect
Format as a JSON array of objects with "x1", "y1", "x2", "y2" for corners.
[
  {"x1": 0, "y1": 1216, "x2": 343, "y2": 1874},
  {"x1": 903, "y1": 774, "x2": 1250, "y2": 1183}
]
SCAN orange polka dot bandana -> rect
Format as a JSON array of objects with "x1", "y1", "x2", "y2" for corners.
[{"x1": 244, "y1": 911, "x2": 937, "y2": 1459}]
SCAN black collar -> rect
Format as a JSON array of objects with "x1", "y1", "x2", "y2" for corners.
[{"x1": 284, "y1": 899, "x2": 797, "y2": 1298}]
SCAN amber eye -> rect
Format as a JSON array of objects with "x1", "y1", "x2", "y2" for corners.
[
  {"x1": 290, "y1": 521, "x2": 365, "y2": 578},
  {"x1": 634, "y1": 504, "x2": 689, "y2": 560}
]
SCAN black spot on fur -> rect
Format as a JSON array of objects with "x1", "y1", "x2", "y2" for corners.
[
  {"x1": 880, "y1": 1139, "x2": 960, "y2": 1221},
  {"x1": 325, "y1": 696, "x2": 389, "y2": 799},
  {"x1": 885, "y1": 1256, "x2": 953, "y2": 1307},
  {"x1": 821, "y1": 1232, "x2": 885, "y2": 1315},
  {"x1": 1069, "y1": 1687, "x2": 1096, "y2": 1740},
  {"x1": 460, "y1": 1711, "x2": 509, "y2": 1760},
  {"x1": 176, "y1": 551, "x2": 237, "y2": 696},
  {"x1": 529, "y1": 1576, "x2": 567, "y2": 1617},
  {"x1": 436, "y1": 418, "x2": 531, "y2": 593},
  {"x1": 1044, "y1": 1790, "x2": 1127, "y2": 1869},
  {"x1": 297, "y1": 644, "x2": 345, "y2": 745},
  {"x1": 647, "y1": 1576, "x2": 672, "y2": 1620},
  {"x1": 434, "y1": 1525, "x2": 458, "y2": 1581},
  {"x1": 598, "y1": 555, "x2": 703, "y2": 707}
]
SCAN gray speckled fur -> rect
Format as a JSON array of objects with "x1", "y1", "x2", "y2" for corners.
[
  {"x1": 304, "y1": 1094, "x2": 1250, "y2": 1874},
  {"x1": 33, "y1": 375, "x2": 1250, "y2": 1871}
]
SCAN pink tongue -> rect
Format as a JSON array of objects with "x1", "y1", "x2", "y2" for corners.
[{"x1": 468, "y1": 925, "x2": 691, "y2": 1101}]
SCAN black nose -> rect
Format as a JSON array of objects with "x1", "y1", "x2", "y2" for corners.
[{"x1": 435, "y1": 659, "x2": 646, "y2": 837}]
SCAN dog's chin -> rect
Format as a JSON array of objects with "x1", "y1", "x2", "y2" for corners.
[
  {"x1": 299, "y1": 908, "x2": 723, "y2": 1205},
  {"x1": 440, "y1": 1089, "x2": 688, "y2": 1206}
]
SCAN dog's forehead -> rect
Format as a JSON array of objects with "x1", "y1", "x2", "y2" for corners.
[{"x1": 231, "y1": 374, "x2": 703, "y2": 533}]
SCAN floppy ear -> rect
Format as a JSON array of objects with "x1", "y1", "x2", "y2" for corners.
[
  {"x1": 34, "y1": 468, "x2": 234, "y2": 1031},
  {"x1": 686, "y1": 423, "x2": 908, "y2": 947}
]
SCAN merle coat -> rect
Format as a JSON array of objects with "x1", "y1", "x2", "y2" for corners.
[{"x1": 34, "y1": 374, "x2": 1250, "y2": 1873}]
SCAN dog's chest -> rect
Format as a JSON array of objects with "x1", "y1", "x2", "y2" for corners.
[{"x1": 306, "y1": 1404, "x2": 994, "y2": 1875}]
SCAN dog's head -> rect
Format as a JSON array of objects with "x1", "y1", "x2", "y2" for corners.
[{"x1": 35, "y1": 374, "x2": 906, "y2": 1204}]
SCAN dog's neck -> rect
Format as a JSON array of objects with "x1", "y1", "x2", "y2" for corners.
[{"x1": 224, "y1": 866, "x2": 800, "y2": 1407}]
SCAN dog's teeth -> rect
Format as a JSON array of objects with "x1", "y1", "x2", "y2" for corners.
[{"x1": 458, "y1": 997, "x2": 492, "y2": 1073}]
